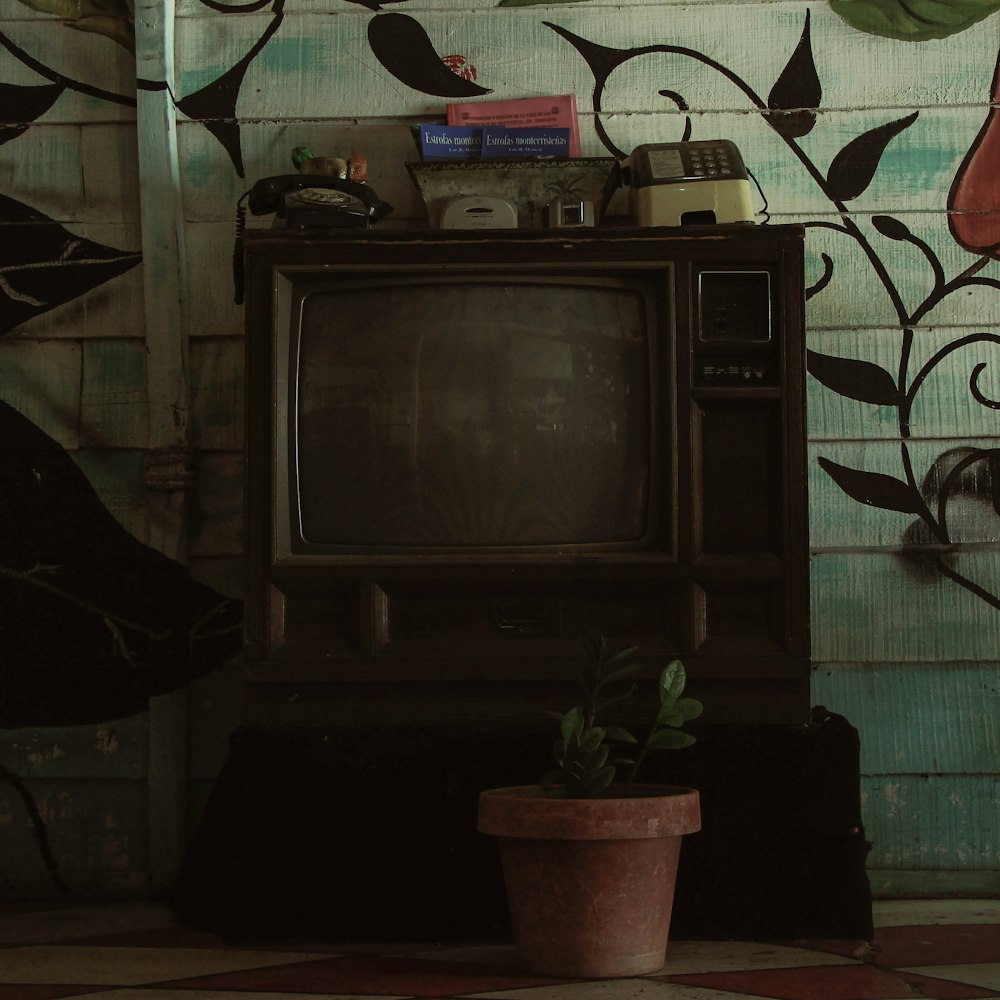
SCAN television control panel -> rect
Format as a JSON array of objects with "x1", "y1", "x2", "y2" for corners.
[{"x1": 694, "y1": 269, "x2": 777, "y2": 386}]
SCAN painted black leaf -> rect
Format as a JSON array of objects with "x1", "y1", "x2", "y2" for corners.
[
  {"x1": 871, "y1": 214, "x2": 912, "y2": 241},
  {"x1": 764, "y1": 9, "x2": 821, "y2": 138},
  {"x1": 0, "y1": 399, "x2": 243, "y2": 727},
  {"x1": 0, "y1": 194, "x2": 141, "y2": 336},
  {"x1": 807, "y1": 349, "x2": 900, "y2": 405},
  {"x1": 817, "y1": 456, "x2": 923, "y2": 513},
  {"x1": 175, "y1": 2, "x2": 286, "y2": 177},
  {"x1": 826, "y1": 111, "x2": 918, "y2": 202},
  {"x1": 367, "y1": 13, "x2": 491, "y2": 97},
  {"x1": 0, "y1": 81, "x2": 64, "y2": 147},
  {"x1": 176, "y1": 62, "x2": 254, "y2": 178}
]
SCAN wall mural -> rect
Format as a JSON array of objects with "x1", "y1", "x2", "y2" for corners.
[
  {"x1": 1, "y1": 0, "x2": 998, "y2": 883},
  {"x1": 5, "y1": 1, "x2": 998, "y2": 602},
  {"x1": 1, "y1": 0, "x2": 243, "y2": 887}
]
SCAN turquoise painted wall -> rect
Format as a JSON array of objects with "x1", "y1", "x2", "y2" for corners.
[{"x1": 0, "y1": 0, "x2": 998, "y2": 896}]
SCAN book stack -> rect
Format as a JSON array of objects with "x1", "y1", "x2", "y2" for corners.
[{"x1": 416, "y1": 94, "x2": 582, "y2": 162}]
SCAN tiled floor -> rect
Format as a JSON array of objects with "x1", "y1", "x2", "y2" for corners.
[{"x1": 0, "y1": 898, "x2": 996, "y2": 999}]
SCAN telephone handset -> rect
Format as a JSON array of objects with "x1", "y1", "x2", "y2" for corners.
[
  {"x1": 234, "y1": 173, "x2": 392, "y2": 304},
  {"x1": 246, "y1": 174, "x2": 392, "y2": 228}
]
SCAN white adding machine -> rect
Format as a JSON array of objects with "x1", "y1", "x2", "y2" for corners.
[{"x1": 625, "y1": 140, "x2": 756, "y2": 226}]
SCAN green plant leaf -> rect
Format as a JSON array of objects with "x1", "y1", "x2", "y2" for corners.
[
  {"x1": 597, "y1": 660, "x2": 646, "y2": 689},
  {"x1": 659, "y1": 660, "x2": 687, "y2": 702},
  {"x1": 675, "y1": 697, "x2": 704, "y2": 722},
  {"x1": 656, "y1": 705, "x2": 685, "y2": 727},
  {"x1": 602, "y1": 643, "x2": 641, "y2": 667},
  {"x1": 828, "y1": 0, "x2": 1000, "y2": 40},
  {"x1": 596, "y1": 684, "x2": 639, "y2": 715},
  {"x1": 646, "y1": 729, "x2": 697, "y2": 751},
  {"x1": 579, "y1": 726, "x2": 606, "y2": 752},
  {"x1": 586, "y1": 766, "x2": 617, "y2": 795},
  {"x1": 582, "y1": 744, "x2": 610, "y2": 771},
  {"x1": 604, "y1": 725, "x2": 638, "y2": 744},
  {"x1": 560, "y1": 706, "x2": 585, "y2": 743}
]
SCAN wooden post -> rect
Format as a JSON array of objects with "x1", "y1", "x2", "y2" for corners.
[{"x1": 135, "y1": 0, "x2": 193, "y2": 894}]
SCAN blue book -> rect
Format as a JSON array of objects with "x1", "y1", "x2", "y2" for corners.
[
  {"x1": 481, "y1": 125, "x2": 571, "y2": 160},
  {"x1": 419, "y1": 124, "x2": 482, "y2": 161}
]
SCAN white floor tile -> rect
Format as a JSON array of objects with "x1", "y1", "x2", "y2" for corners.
[
  {"x1": 873, "y1": 899, "x2": 1000, "y2": 927},
  {"x1": 901, "y1": 964, "x2": 1000, "y2": 992},
  {"x1": 0, "y1": 902, "x2": 179, "y2": 944},
  {"x1": 0, "y1": 945, "x2": 331, "y2": 985}
]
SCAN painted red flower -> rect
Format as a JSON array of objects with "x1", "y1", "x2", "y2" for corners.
[{"x1": 948, "y1": 47, "x2": 1000, "y2": 257}]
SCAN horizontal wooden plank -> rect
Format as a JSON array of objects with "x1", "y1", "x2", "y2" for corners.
[
  {"x1": 861, "y1": 774, "x2": 1000, "y2": 871},
  {"x1": 0, "y1": 23, "x2": 136, "y2": 124},
  {"x1": 189, "y1": 451, "x2": 243, "y2": 557},
  {"x1": 3, "y1": 223, "x2": 145, "y2": 341},
  {"x1": 177, "y1": 223, "x2": 246, "y2": 340},
  {"x1": 173, "y1": 0, "x2": 792, "y2": 14},
  {"x1": 172, "y1": 5, "x2": 1000, "y2": 114},
  {"x1": 70, "y1": 448, "x2": 150, "y2": 544},
  {"x1": 80, "y1": 339, "x2": 149, "y2": 449},
  {"x1": 1, "y1": 124, "x2": 140, "y2": 224},
  {"x1": 809, "y1": 437, "x2": 1000, "y2": 550},
  {"x1": 798, "y1": 216, "x2": 1000, "y2": 330},
  {"x1": 189, "y1": 554, "x2": 243, "y2": 602},
  {"x1": 807, "y1": 327, "x2": 1000, "y2": 443},
  {"x1": 869, "y1": 869, "x2": 1000, "y2": 897},
  {"x1": 189, "y1": 338, "x2": 245, "y2": 450},
  {"x1": 811, "y1": 550, "x2": 1000, "y2": 662},
  {"x1": 177, "y1": 103, "x2": 998, "y2": 223},
  {"x1": 0, "y1": 339, "x2": 82, "y2": 448},
  {"x1": 0, "y1": 777, "x2": 148, "y2": 898},
  {"x1": 811, "y1": 662, "x2": 1000, "y2": 775},
  {"x1": 0, "y1": 721, "x2": 147, "y2": 780}
]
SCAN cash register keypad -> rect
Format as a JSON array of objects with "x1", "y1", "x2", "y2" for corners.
[{"x1": 688, "y1": 144, "x2": 734, "y2": 178}]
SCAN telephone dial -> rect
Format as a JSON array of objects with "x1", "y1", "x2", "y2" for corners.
[{"x1": 245, "y1": 174, "x2": 392, "y2": 228}]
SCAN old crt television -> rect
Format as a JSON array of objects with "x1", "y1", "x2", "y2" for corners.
[{"x1": 242, "y1": 226, "x2": 809, "y2": 727}]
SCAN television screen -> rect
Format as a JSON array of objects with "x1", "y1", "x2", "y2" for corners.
[{"x1": 290, "y1": 277, "x2": 660, "y2": 550}]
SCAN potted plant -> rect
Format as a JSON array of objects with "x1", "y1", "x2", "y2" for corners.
[{"x1": 477, "y1": 630, "x2": 703, "y2": 979}]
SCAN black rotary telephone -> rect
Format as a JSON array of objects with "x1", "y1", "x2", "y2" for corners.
[
  {"x1": 232, "y1": 174, "x2": 393, "y2": 304},
  {"x1": 245, "y1": 174, "x2": 392, "y2": 228}
]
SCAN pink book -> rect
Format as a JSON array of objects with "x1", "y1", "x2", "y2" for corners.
[{"x1": 447, "y1": 93, "x2": 582, "y2": 157}]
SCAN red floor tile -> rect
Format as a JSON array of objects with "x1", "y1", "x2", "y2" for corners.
[
  {"x1": 159, "y1": 953, "x2": 567, "y2": 996},
  {"x1": 867, "y1": 924, "x2": 1000, "y2": 968},
  {"x1": 661, "y1": 963, "x2": 998, "y2": 1000}
]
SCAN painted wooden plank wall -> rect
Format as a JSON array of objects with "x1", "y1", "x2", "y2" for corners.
[{"x1": 2, "y1": 0, "x2": 999, "y2": 897}]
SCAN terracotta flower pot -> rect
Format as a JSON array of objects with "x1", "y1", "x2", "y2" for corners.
[{"x1": 478, "y1": 784, "x2": 701, "y2": 979}]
